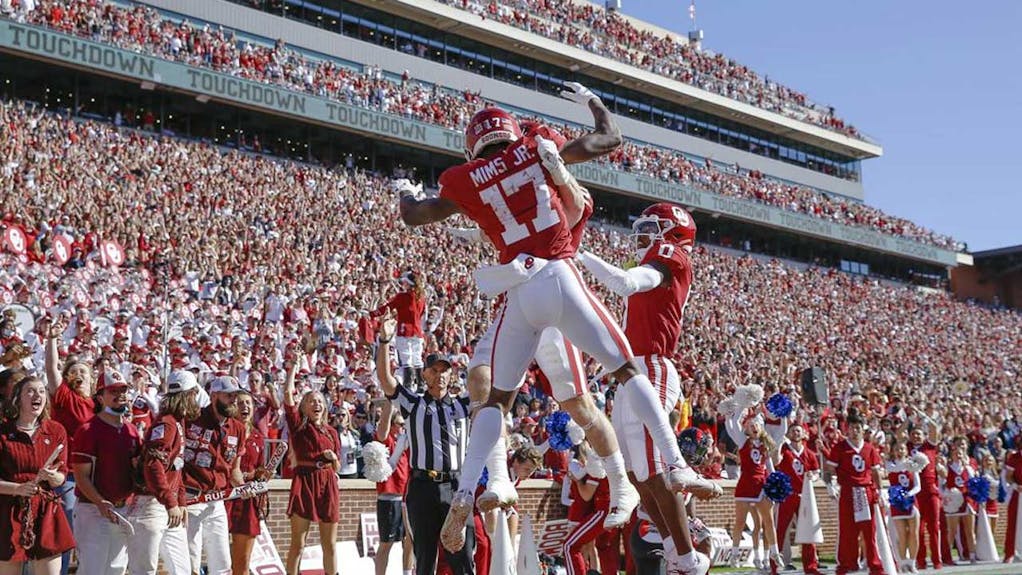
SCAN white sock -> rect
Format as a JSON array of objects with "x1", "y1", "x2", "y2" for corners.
[
  {"x1": 601, "y1": 450, "x2": 629, "y2": 494},
  {"x1": 770, "y1": 543, "x2": 779, "y2": 555},
  {"x1": 459, "y1": 406, "x2": 503, "y2": 494},
  {"x1": 753, "y1": 546, "x2": 762, "y2": 562},
  {"x1": 663, "y1": 535, "x2": 676, "y2": 559},
  {"x1": 622, "y1": 375, "x2": 686, "y2": 467},
  {"x1": 403, "y1": 571, "x2": 412, "y2": 575},
  {"x1": 486, "y1": 434, "x2": 510, "y2": 485}
]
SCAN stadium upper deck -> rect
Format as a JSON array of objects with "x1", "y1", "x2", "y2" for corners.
[{"x1": 0, "y1": 0, "x2": 967, "y2": 269}]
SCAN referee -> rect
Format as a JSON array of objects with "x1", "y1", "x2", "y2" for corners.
[{"x1": 376, "y1": 316, "x2": 475, "y2": 575}]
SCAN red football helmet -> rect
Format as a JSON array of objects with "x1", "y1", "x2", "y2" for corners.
[
  {"x1": 631, "y1": 203, "x2": 696, "y2": 259},
  {"x1": 464, "y1": 107, "x2": 521, "y2": 160}
]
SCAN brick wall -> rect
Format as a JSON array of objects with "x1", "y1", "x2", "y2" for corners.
[{"x1": 262, "y1": 479, "x2": 1011, "y2": 560}]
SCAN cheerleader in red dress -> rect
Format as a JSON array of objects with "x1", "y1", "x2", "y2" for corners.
[
  {"x1": 724, "y1": 410, "x2": 780, "y2": 569},
  {"x1": 943, "y1": 444, "x2": 976, "y2": 563},
  {"x1": 0, "y1": 376, "x2": 74, "y2": 574},
  {"x1": 979, "y1": 452, "x2": 999, "y2": 533},
  {"x1": 886, "y1": 440, "x2": 922, "y2": 573},
  {"x1": 228, "y1": 389, "x2": 272, "y2": 575},
  {"x1": 283, "y1": 361, "x2": 342, "y2": 575}
]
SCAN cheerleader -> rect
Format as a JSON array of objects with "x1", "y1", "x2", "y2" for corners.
[
  {"x1": 943, "y1": 444, "x2": 976, "y2": 564},
  {"x1": 886, "y1": 440, "x2": 922, "y2": 573},
  {"x1": 371, "y1": 272, "x2": 428, "y2": 388},
  {"x1": 562, "y1": 442, "x2": 618, "y2": 575},
  {"x1": 0, "y1": 376, "x2": 74, "y2": 574},
  {"x1": 283, "y1": 361, "x2": 342, "y2": 575},
  {"x1": 979, "y1": 452, "x2": 999, "y2": 533},
  {"x1": 725, "y1": 410, "x2": 780, "y2": 570},
  {"x1": 228, "y1": 389, "x2": 272, "y2": 575}
]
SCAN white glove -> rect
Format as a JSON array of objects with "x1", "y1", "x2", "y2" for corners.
[
  {"x1": 445, "y1": 226, "x2": 485, "y2": 244},
  {"x1": 560, "y1": 81, "x2": 598, "y2": 106},
  {"x1": 534, "y1": 135, "x2": 572, "y2": 186},
  {"x1": 391, "y1": 178, "x2": 423, "y2": 199}
]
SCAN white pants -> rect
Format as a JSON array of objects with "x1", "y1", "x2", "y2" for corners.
[
  {"x1": 126, "y1": 496, "x2": 191, "y2": 575},
  {"x1": 73, "y1": 502, "x2": 129, "y2": 575},
  {"x1": 186, "y1": 500, "x2": 232, "y2": 575},
  {"x1": 394, "y1": 336, "x2": 424, "y2": 368},
  {"x1": 484, "y1": 259, "x2": 632, "y2": 394},
  {"x1": 469, "y1": 325, "x2": 587, "y2": 403},
  {"x1": 612, "y1": 354, "x2": 681, "y2": 481}
]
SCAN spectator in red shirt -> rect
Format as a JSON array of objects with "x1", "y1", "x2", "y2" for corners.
[
  {"x1": 373, "y1": 402, "x2": 412, "y2": 575},
  {"x1": 70, "y1": 369, "x2": 140, "y2": 575},
  {"x1": 371, "y1": 272, "x2": 428, "y2": 389}
]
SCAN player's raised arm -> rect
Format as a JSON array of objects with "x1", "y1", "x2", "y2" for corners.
[
  {"x1": 576, "y1": 249, "x2": 665, "y2": 297},
  {"x1": 558, "y1": 82, "x2": 623, "y2": 164},
  {"x1": 393, "y1": 178, "x2": 461, "y2": 226}
]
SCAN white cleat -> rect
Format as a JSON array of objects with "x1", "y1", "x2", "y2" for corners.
[
  {"x1": 668, "y1": 465, "x2": 722, "y2": 500},
  {"x1": 440, "y1": 489, "x2": 473, "y2": 552},
  {"x1": 476, "y1": 478, "x2": 518, "y2": 513},
  {"x1": 603, "y1": 480, "x2": 640, "y2": 529},
  {"x1": 665, "y1": 551, "x2": 710, "y2": 575}
]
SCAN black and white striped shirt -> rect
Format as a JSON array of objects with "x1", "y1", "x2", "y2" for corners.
[{"x1": 388, "y1": 384, "x2": 470, "y2": 473}]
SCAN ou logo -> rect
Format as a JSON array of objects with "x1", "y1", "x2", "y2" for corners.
[
  {"x1": 792, "y1": 459, "x2": 804, "y2": 476},
  {"x1": 750, "y1": 448, "x2": 762, "y2": 465},
  {"x1": 898, "y1": 473, "x2": 911, "y2": 488},
  {"x1": 852, "y1": 454, "x2": 866, "y2": 473},
  {"x1": 955, "y1": 476, "x2": 965, "y2": 488},
  {"x1": 671, "y1": 206, "x2": 690, "y2": 226}
]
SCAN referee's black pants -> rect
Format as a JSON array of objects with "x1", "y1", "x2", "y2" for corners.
[{"x1": 405, "y1": 476, "x2": 476, "y2": 575}]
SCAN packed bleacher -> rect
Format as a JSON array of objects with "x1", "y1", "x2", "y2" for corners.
[
  {"x1": 0, "y1": 97, "x2": 1018, "y2": 480},
  {"x1": 1, "y1": 0, "x2": 964, "y2": 250},
  {"x1": 438, "y1": 0, "x2": 865, "y2": 140}
]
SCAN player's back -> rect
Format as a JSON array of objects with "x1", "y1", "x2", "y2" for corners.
[
  {"x1": 439, "y1": 136, "x2": 575, "y2": 264},
  {"x1": 624, "y1": 240, "x2": 693, "y2": 357}
]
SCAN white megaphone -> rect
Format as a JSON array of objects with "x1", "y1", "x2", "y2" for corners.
[
  {"x1": 975, "y1": 505, "x2": 1000, "y2": 562},
  {"x1": 490, "y1": 512, "x2": 517, "y2": 575},
  {"x1": 795, "y1": 477, "x2": 824, "y2": 544},
  {"x1": 873, "y1": 505, "x2": 898, "y2": 575},
  {"x1": 516, "y1": 514, "x2": 542, "y2": 575}
]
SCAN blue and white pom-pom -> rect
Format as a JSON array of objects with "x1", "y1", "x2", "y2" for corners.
[
  {"x1": 766, "y1": 393, "x2": 794, "y2": 419},
  {"x1": 907, "y1": 451, "x2": 930, "y2": 473},
  {"x1": 479, "y1": 467, "x2": 489, "y2": 488},
  {"x1": 999, "y1": 478, "x2": 1008, "y2": 503},
  {"x1": 888, "y1": 485, "x2": 915, "y2": 513},
  {"x1": 361, "y1": 441, "x2": 394, "y2": 483},
  {"x1": 764, "y1": 471, "x2": 793, "y2": 503},
  {"x1": 734, "y1": 384, "x2": 765, "y2": 411},
  {"x1": 967, "y1": 475, "x2": 991, "y2": 503},
  {"x1": 716, "y1": 397, "x2": 738, "y2": 417},
  {"x1": 546, "y1": 411, "x2": 576, "y2": 451}
]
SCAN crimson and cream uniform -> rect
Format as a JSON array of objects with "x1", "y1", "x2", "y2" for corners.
[
  {"x1": 827, "y1": 439, "x2": 884, "y2": 575},
  {"x1": 127, "y1": 412, "x2": 191, "y2": 575},
  {"x1": 562, "y1": 475, "x2": 618, "y2": 575},
  {"x1": 609, "y1": 236, "x2": 690, "y2": 482},
  {"x1": 0, "y1": 418, "x2": 74, "y2": 562},
  {"x1": 908, "y1": 439, "x2": 943, "y2": 569},
  {"x1": 775, "y1": 442, "x2": 821, "y2": 572},
  {"x1": 944, "y1": 459, "x2": 976, "y2": 516},
  {"x1": 227, "y1": 426, "x2": 266, "y2": 537},
  {"x1": 1004, "y1": 449, "x2": 1022, "y2": 561},
  {"x1": 887, "y1": 462, "x2": 921, "y2": 519},
  {"x1": 183, "y1": 404, "x2": 247, "y2": 575},
  {"x1": 438, "y1": 125, "x2": 632, "y2": 405},
  {"x1": 284, "y1": 403, "x2": 341, "y2": 523},
  {"x1": 71, "y1": 410, "x2": 142, "y2": 574},
  {"x1": 371, "y1": 288, "x2": 427, "y2": 369}
]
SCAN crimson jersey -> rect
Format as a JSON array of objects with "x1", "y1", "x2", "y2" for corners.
[
  {"x1": 777, "y1": 443, "x2": 819, "y2": 493},
  {"x1": 624, "y1": 240, "x2": 692, "y2": 357},
  {"x1": 1006, "y1": 451, "x2": 1022, "y2": 484},
  {"x1": 908, "y1": 440, "x2": 940, "y2": 493},
  {"x1": 739, "y1": 439, "x2": 769, "y2": 485},
  {"x1": 888, "y1": 466, "x2": 916, "y2": 492},
  {"x1": 945, "y1": 460, "x2": 972, "y2": 492},
  {"x1": 828, "y1": 439, "x2": 882, "y2": 488},
  {"x1": 438, "y1": 134, "x2": 574, "y2": 264},
  {"x1": 371, "y1": 291, "x2": 425, "y2": 338}
]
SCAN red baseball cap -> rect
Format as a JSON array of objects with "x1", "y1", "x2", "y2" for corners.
[{"x1": 95, "y1": 369, "x2": 129, "y2": 393}]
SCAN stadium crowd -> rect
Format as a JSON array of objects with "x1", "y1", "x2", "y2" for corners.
[
  {"x1": 0, "y1": 91, "x2": 1019, "y2": 573},
  {"x1": 438, "y1": 0, "x2": 865, "y2": 140},
  {"x1": 2, "y1": 0, "x2": 964, "y2": 250}
]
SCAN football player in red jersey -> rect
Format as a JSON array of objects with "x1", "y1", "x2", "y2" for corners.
[
  {"x1": 444, "y1": 113, "x2": 646, "y2": 536},
  {"x1": 577, "y1": 202, "x2": 720, "y2": 575},
  {"x1": 399, "y1": 83, "x2": 708, "y2": 561},
  {"x1": 824, "y1": 411, "x2": 887, "y2": 575}
]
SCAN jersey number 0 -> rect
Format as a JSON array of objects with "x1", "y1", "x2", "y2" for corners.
[{"x1": 479, "y1": 163, "x2": 560, "y2": 244}]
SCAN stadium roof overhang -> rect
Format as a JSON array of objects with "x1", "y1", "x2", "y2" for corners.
[{"x1": 360, "y1": 0, "x2": 883, "y2": 161}]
